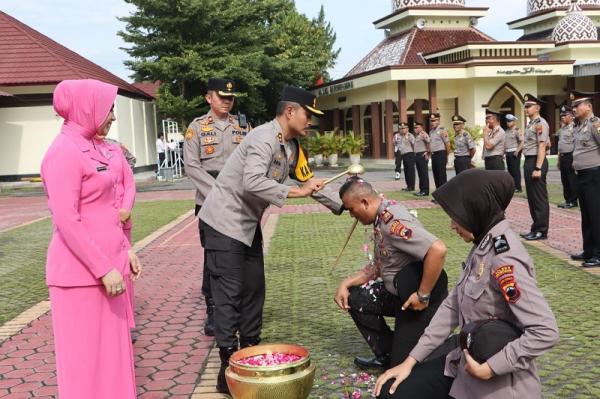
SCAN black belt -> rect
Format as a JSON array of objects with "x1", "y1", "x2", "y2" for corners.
[
  {"x1": 559, "y1": 152, "x2": 573, "y2": 156},
  {"x1": 525, "y1": 155, "x2": 538, "y2": 159},
  {"x1": 577, "y1": 166, "x2": 600, "y2": 174},
  {"x1": 432, "y1": 150, "x2": 446, "y2": 154}
]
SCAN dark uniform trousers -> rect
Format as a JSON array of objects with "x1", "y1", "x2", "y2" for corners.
[
  {"x1": 402, "y1": 153, "x2": 416, "y2": 190},
  {"x1": 524, "y1": 156, "x2": 549, "y2": 235},
  {"x1": 559, "y1": 153, "x2": 578, "y2": 204},
  {"x1": 431, "y1": 151, "x2": 447, "y2": 189},
  {"x1": 395, "y1": 151, "x2": 402, "y2": 174},
  {"x1": 415, "y1": 152, "x2": 430, "y2": 194},
  {"x1": 484, "y1": 155, "x2": 505, "y2": 171},
  {"x1": 505, "y1": 151, "x2": 522, "y2": 191},
  {"x1": 378, "y1": 353, "x2": 454, "y2": 399},
  {"x1": 453, "y1": 156, "x2": 471, "y2": 175},
  {"x1": 200, "y1": 221, "x2": 265, "y2": 348},
  {"x1": 348, "y1": 267, "x2": 448, "y2": 367},
  {"x1": 577, "y1": 167, "x2": 600, "y2": 258}
]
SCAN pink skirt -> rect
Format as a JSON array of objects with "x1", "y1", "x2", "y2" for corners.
[{"x1": 49, "y1": 285, "x2": 136, "y2": 399}]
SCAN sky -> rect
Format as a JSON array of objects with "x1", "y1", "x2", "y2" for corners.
[{"x1": 1, "y1": 0, "x2": 525, "y2": 82}]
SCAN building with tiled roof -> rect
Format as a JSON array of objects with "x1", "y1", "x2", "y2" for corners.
[
  {"x1": 0, "y1": 11, "x2": 159, "y2": 179},
  {"x1": 314, "y1": 0, "x2": 600, "y2": 159}
]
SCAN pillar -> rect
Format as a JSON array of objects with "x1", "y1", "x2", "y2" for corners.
[
  {"x1": 351, "y1": 105, "x2": 361, "y2": 136},
  {"x1": 385, "y1": 99, "x2": 394, "y2": 159},
  {"x1": 371, "y1": 102, "x2": 382, "y2": 159},
  {"x1": 428, "y1": 79, "x2": 438, "y2": 113},
  {"x1": 398, "y1": 80, "x2": 408, "y2": 123}
]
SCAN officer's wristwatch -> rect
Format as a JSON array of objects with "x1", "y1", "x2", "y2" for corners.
[
  {"x1": 534, "y1": 166, "x2": 542, "y2": 171},
  {"x1": 417, "y1": 291, "x2": 431, "y2": 304}
]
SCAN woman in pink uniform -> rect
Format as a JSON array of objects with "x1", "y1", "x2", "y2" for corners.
[
  {"x1": 94, "y1": 126, "x2": 137, "y2": 330},
  {"x1": 41, "y1": 79, "x2": 141, "y2": 399}
]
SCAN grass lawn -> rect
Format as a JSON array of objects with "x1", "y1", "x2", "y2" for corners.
[
  {"x1": 0, "y1": 200, "x2": 192, "y2": 326},
  {"x1": 262, "y1": 209, "x2": 600, "y2": 398}
]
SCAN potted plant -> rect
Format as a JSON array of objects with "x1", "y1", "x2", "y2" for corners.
[
  {"x1": 308, "y1": 133, "x2": 324, "y2": 167},
  {"x1": 342, "y1": 131, "x2": 366, "y2": 165},
  {"x1": 322, "y1": 132, "x2": 343, "y2": 167}
]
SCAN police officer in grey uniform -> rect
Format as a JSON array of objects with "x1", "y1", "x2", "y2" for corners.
[
  {"x1": 184, "y1": 78, "x2": 248, "y2": 337},
  {"x1": 198, "y1": 86, "x2": 343, "y2": 393},
  {"x1": 483, "y1": 110, "x2": 506, "y2": 171},
  {"x1": 393, "y1": 130, "x2": 403, "y2": 180},
  {"x1": 556, "y1": 105, "x2": 578, "y2": 209},
  {"x1": 520, "y1": 94, "x2": 550, "y2": 241},
  {"x1": 570, "y1": 92, "x2": 600, "y2": 267},
  {"x1": 451, "y1": 115, "x2": 475, "y2": 175},
  {"x1": 504, "y1": 114, "x2": 523, "y2": 192},
  {"x1": 429, "y1": 113, "x2": 450, "y2": 192},
  {"x1": 413, "y1": 122, "x2": 431, "y2": 197},
  {"x1": 334, "y1": 177, "x2": 448, "y2": 369},
  {"x1": 398, "y1": 123, "x2": 416, "y2": 191},
  {"x1": 375, "y1": 169, "x2": 559, "y2": 399}
]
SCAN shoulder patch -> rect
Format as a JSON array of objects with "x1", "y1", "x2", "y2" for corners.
[
  {"x1": 479, "y1": 234, "x2": 492, "y2": 251},
  {"x1": 389, "y1": 220, "x2": 413, "y2": 240},
  {"x1": 185, "y1": 127, "x2": 195, "y2": 140},
  {"x1": 493, "y1": 265, "x2": 521, "y2": 304},
  {"x1": 381, "y1": 210, "x2": 394, "y2": 224},
  {"x1": 493, "y1": 234, "x2": 510, "y2": 255}
]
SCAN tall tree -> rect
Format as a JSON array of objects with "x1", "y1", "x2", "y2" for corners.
[{"x1": 119, "y1": 0, "x2": 339, "y2": 126}]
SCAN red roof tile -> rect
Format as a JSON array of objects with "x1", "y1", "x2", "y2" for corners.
[
  {"x1": 0, "y1": 11, "x2": 151, "y2": 99},
  {"x1": 132, "y1": 81, "x2": 161, "y2": 99},
  {"x1": 345, "y1": 27, "x2": 494, "y2": 77}
]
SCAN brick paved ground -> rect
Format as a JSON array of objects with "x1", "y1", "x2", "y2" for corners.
[{"x1": 0, "y1": 188, "x2": 596, "y2": 398}]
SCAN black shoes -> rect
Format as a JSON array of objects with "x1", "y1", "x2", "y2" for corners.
[
  {"x1": 431, "y1": 199, "x2": 438, "y2": 204},
  {"x1": 204, "y1": 299, "x2": 215, "y2": 336},
  {"x1": 583, "y1": 257, "x2": 600, "y2": 268},
  {"x1": 239, "y1": 336, "x2": 261, "y2": 349},
  {"x1": 515, "y1": 189, "x2": 522, "y2": 193},
  {"x1": 401, "y1": 187, "x2": 414, "y2": 192},
  {"x1": 558, "y1": 202, "x2": 578, "y2": 209},
  {"x1": 217, "y1": 346, "x2": 237, "y2": 394},
  {"x1": 354, "y1": 354, "x2": 390, "y2": 370},
  {"x1": 395, "y1": 172, "x2": 401, "y2": 180},
  {"x1": 414, "y1": 191, "x2": 428, "y2": 197},
  {"x1": 571, "y1": 252, "x2": 590, "y2": 261},
  {"x1": 523, "y1": 232, "x2": 547, "y2": 241}
]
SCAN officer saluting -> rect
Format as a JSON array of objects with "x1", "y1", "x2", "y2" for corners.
[
  {"x1": 428, "y1": 113, "x2": 450, "y2": 196},
  {"x1": 198, "y1": 86, "x2": 343, "y2": 394},
  {"x1": 413, "y1": 122, "x2": 431, "y2": 197},
  {"x1": 483, "y1": 110, "x2": 506, "y2": 171},
  {"x1": 184, "y1": 78, "x2": 249, "y2": 337},
  {"x1": 557, "y1": 105, "x2": 578, "y2": 209},
  {"x1": 504, "y1": 114, "x2": 524, "y2": 193},
  {"x1": 570, "y1": 92, "x2": 600, "y2": 268},
  {"x1": 451, "y1": 115, "x2": 475, "y2": 175},
  {"x1": 520, "y1": 94, "x2": 550, "y2": 241}
]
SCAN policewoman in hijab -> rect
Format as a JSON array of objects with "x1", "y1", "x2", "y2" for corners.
[
  {"x1": 374, "y1": 169, "x2": 559, "y2": 399},
  {"x1": 41, "y1": 79, "x2": 141, "y2": 399}
]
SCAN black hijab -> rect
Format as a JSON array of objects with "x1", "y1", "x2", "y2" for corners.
[{"x1": 432, "y1": 169, "x2": 514, "y2": 244}]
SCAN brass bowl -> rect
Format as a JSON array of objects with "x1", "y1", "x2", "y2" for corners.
[{"x1": 226, "y1": 343, "x2": 316, "y2": 399}]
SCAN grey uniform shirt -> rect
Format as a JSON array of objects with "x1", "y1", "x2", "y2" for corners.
[
  {"x1": 573, "y1": 114, "x2": 600, "y2": 171},
  {"x1": 557, "y1": 123, "x2": 576, "y2": 154},
  {"x1": 504, "y1": 127, "x2": 523, "y2": 153},
  {"x1": 198, "y1": 119, "x2": 343, "y2": 246},
  {"x1": 410, "y1": 220, "x2": 559, "y2": 399},
  {"x1": 523, "y1": 117, "x2": 550, "y2": 156},
  {"x1": 183, "y1": 112, "x2": 248, "y2": 206},
  {"x1": 105, "y1": 138, "x2": 136, "y2": 170},
  {"x1": 454, "y1": 130, "x2": 475, "y2": 157},
  {"x1": 364, "y1": 200, "x2": 437, "y2": 296},
  {"x1": 484, "y1": 126, "x2": 506, "y2": 158},
  {"x1": 414, "y1": 131, "x2": 431, "y2": 153},
  {"x1": 399, "y1": 133, "x2": 415, "y2": 155},
  {"x1": 429, "y1": 126, "x2": 450, "y2": 152}
]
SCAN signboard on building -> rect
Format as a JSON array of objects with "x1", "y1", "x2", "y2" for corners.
[
  {"x1": 317, "y1": 81, "x2": 354, "y2": 96},
  {"x1": 496, "y1": 67, "x2": 553, "y2": 76}
]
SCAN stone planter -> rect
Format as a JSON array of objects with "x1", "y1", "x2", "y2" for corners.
[
  {"x1": 350, "y1": 154, "x2": 361, "y2": 165},
  {"x1": 314, "y1": 154, "x2": 324, "y2": 167},
  {"x1": 328, "y1": 153, "x2": 339, "y2": 167}
]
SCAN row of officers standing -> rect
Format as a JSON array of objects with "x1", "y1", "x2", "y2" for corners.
[{"x1": 393, "y1": 92, "x2": 600, "y2": 267}]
